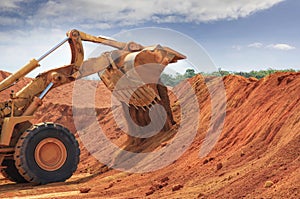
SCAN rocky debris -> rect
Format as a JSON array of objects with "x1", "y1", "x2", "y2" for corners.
[
  {"x1": 197, "y1": 192, "x2": 206, "y2": 199},
  {"x1": 161, "y1": 142, "x2": 168, "y2": 147},
  {"x1": 160, "y1": 177, "x2": 169, "y2": 183},
  {"x1": 145, "y1": 177, "x2": 170, "y2": 196},
  {"x1": 216, "y1": 163, "x2": 223, "y2": 170},
  {"x1": 104, "y1": 183, "x2": 114, "y2": 190},
  {"x1": 203, "y1": 157, "x2": 215, "y2": 164},
  {"x1": 264, "y1": 181, "x2": 274, "y2": 188},
  {"x1": 240, "y1": 151, "x2": 245, "y2": 157},
  {"x1": 172, "y1": 184, "x2": 183, "y2": 192},
  {"x1": 203, "y1": 159, "x2": 209, "y2": 164},
  {"x1": 79, "y1": 187, "x2": 91, "y2": 193},
  {"x1": 145, "y1": 189, "x2": 155, "y2": 196}
]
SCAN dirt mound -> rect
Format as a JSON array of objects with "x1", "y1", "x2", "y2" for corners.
[
  {"x1": 0, "y1": 71, "x2": 31, "y2": 101},
  {"x1": 0, "y1": 71, "x2": 10, "y2": 80},
  {"x1": 0, "y1": 71, "x2": 299, "y2": 198},
  {"x1": 43, "y1": 79, "x2": 112, "y2": 108},
  {"x1": 184, "y1": 72, "x2": 300, "y2": 198}
]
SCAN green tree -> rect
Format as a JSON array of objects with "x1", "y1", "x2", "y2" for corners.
[{"x1": 184, "y1": 69, "x2": 196, "y2": 78}]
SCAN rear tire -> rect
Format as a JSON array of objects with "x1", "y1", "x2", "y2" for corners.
[
  {"x1": 14, "y1": 123, "x2": 80, "y2": 184},
  {"x1": 1, "y1": 158, "x2": 28, "y2": 183}
]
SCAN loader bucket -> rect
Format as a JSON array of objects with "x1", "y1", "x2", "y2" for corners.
[{"x1": 99, "y1": 45, "x2": 185, "y2": 108}]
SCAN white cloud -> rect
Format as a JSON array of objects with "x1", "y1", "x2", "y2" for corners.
[
  {"x1": 232, "y1": 45, "x2": 243, "y2": 51},
  {"x1": 0, "y1": 0, "x2": 285, "y2": 29},
  {"x1": 248, "y1": 42, "x2": 263, "y2": 48},
  {"x1": 235, "y1": 42, "x2": 296, "y2": 51},
  {"x1": 266, "y1": 43, "x2": 296, "y2": 50},
  {"x1": 0, "y1": 0, "x2": 22, "y2": 9},
  {"x1": 0, "y1": 16, "x2": 23, "y2": 27}
]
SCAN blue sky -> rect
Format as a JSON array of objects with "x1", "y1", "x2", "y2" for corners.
[{"x1": 0, "y1": 0, "x2": 299, "y2": 76}]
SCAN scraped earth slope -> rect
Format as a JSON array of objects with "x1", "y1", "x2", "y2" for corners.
[{"x1": 0, "y1": 71, "x2": 299, "y2": 199}]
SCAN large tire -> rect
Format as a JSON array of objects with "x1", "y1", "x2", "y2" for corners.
[
  {"x1": 1, "y1": 158, "x2": 28, "y2": 183},
  {"x1": 14, "y1": 123, "x2": 80, "y2": 184}
]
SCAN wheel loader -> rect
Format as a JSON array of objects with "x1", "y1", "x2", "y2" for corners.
[{"x1": 0, "y1": 29, "x2": 185, "y2": 184}]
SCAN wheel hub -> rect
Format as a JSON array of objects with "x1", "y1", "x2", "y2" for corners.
[{"x1": 34, "y1": 138, "x2": 67, "y2": 171}]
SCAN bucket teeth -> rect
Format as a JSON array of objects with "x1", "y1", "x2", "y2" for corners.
[
  {"x1": 132, "y1": 104, "x2": 139, "y2": 110},
  {"x1": 140, "y1": 106, "x2": 146, "y2": 111},
  {"x1": 113, "y1": 85, "x2": 161, "y2": 109},
  {"x1": 153, "y1": 97, "x2": 159, "y2": 104},
  {"x1": 155, "y1": 93, "x2": 161, "y2": 101}
]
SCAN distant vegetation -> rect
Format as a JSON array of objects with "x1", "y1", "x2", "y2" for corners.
[
  {"x1": 161, "y1": 68, "x2": 298, "y2": 86},
  {"x1": 160, "y1": 69, "x2": 197, "y2": 86}
]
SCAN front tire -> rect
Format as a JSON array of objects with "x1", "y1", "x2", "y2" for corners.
[
  {"x1": 14, "y1": 123, "x2": 80, "y2": 184},
  {"x1": 1, "y1": 158, "x2": 28, "y2": 183}
]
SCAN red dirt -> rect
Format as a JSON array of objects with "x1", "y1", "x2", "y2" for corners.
[
  {"x1": 0, "y1": 71, "x2": 32, "y2": 101},
  {"x1": 0, "y1": 70, "x2": 299, "y2": 199}
]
